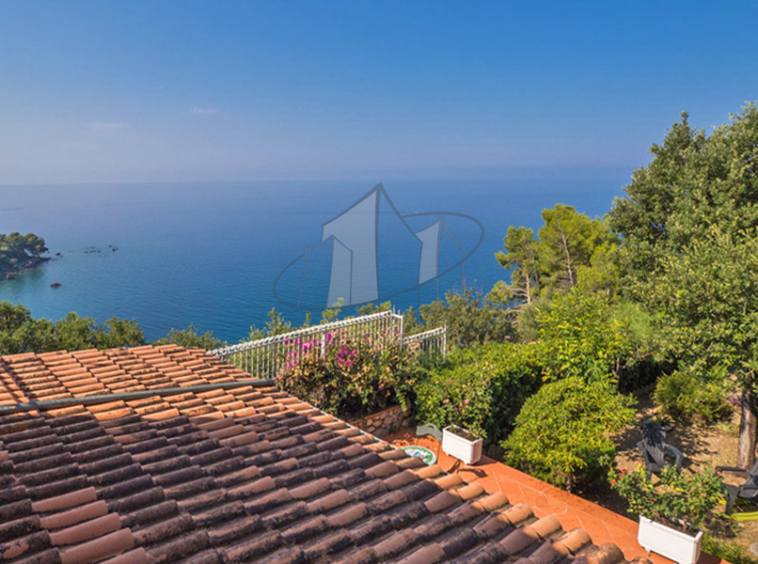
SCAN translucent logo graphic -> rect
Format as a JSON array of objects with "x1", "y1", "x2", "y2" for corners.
[{"x1": 274, "y1": 183, "x2": 484, "y2": 310}]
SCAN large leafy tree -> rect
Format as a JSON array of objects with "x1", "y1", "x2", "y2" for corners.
[
  {"x1": 493, "y1": 226, "x2": 541, "y2": 306},
  {"x1": 491, "y1": 205, "x2": 619, "y2": 310},
  {"x1": 610, "y1": 104, "x2": 758, "y2": 467},
  {"x1": 538, "y1": 204, "x2": 617, "y2": 293}
]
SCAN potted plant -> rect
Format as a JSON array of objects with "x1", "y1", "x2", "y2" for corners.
[
  {"x1": 609, "y1": 464, "x2": 724, "y2": 564},
  {"x1": 442, "y1": 424, "x2": 483, "y2": 464}
]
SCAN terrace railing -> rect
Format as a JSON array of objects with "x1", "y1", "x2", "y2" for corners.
[
  {"x1": 402, "y1": 325, "x2": 447, "y2": 367},
  {"x1": 210, "y1": 309, "x2": 446, "y2": 378}
]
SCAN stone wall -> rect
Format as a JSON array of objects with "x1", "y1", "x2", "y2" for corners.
[{"x1": 350, "y1": 405, "x2": 411, "y2": 438}]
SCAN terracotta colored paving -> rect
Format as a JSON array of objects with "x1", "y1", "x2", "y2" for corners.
[{"x1": 386, "y1": 428, "x2": 724, "y2": 564}]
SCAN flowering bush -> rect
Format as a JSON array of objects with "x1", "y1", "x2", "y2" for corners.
[
  {"x1": 609, "y1": 464, "x2": 724, "y2": 532},
  {"x1": 276, "y1": 329, "x2": 419, "y2": 419}
]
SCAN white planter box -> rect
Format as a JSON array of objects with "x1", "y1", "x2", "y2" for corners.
[
  {"x1": 638, "y1": 515, "x2": 702, "y2": 564},
  {"x1": 442, "y1": 425, "x2": 483, "y2": 464}
]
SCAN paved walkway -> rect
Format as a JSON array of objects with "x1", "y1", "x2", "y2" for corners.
[{"x1": 384, "y1": 428, "x2": 723, "y2": 564}]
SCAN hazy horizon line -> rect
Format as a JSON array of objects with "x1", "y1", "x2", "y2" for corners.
[{"x1": 0, "y1": 164, "x2": 636, "y2": 189}]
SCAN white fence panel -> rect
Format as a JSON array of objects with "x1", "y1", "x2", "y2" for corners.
[{"x1": 210, "y1": 310, "x2": 445, "y2": 377}]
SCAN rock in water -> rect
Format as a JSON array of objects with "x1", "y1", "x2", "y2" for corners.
[{"x1": 50, "y1": 282, "x2": 62, "y2": 288}]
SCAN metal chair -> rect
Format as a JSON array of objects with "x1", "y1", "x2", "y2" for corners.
[
  {"x1": 637, "y1": 421, "x2": 684, "y2": 477},
  {"x1": 716, "y1": 460, "x2": 758, "y2": 515}
]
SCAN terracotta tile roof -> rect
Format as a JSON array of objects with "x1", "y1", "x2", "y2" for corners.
[{"x1": 0, "y1": 345, "x2": 652, "y2": 564}]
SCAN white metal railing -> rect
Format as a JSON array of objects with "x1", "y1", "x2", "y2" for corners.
[
  {"x1": 402, "y1": 326, "x2": 447, "y2": 366},
  {"x1": 210, "y1": 309, "x2": 445, "y2": 377}
]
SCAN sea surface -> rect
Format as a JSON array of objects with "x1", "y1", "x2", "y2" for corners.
[{"x1": 0, "y1": 174, "x2": 631, "y2": 343}]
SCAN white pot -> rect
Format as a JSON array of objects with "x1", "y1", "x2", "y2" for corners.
[
  {"x1": 637, "y1": 515, "x2": 702, "y2": 564},
  {"x1": 442, "y1": 425, "x2": 483, "y2": 464}
]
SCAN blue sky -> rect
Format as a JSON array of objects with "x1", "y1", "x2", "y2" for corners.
[{"x1": 1, "y1": 1, "x2": 756, "y2": 185}]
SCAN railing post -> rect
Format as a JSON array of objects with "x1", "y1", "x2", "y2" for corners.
[
  {"x1": 442, "y1": 324, "x2": 447, "y2": 362},
  {"x1": 399, "y1": 312, "x2": 404, "y2": 348}
]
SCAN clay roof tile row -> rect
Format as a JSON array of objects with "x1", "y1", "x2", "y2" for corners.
[{"x1": 0, "y1": 345, "x2": 649, "y2": 564}]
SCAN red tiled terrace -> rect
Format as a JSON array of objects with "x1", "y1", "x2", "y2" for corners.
[{"x1": 385, "y1": 430, "x2": 725, "y2": 564}]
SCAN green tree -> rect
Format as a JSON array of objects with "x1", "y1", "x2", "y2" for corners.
[
  {"x1": 94, "y1": 317, "x2": 144, "y2": 349},
  {"x1": 576, "y1": 243, "x2": 620, "y2": 297},
  {"x1": 490, "y1": 206, "x2": 619, "y2": 321},
  {"x1": 401, "y1": 306, "x2": 424, "y2": 335},
  {"x1": 609, "y1": 104, "x2": 758, "y2": 467},
  {"x1": 154, "y1": 324, "x2": 224, "y2": 350},
  {"x1": 0, "y1": 302, "x2": 56, "y2": 354},
  {"x1": 503, "y1": 376, "x2": 635, "y2": 492},
  {"x1": 0, "y1": 232, "x2": 48, "y2": 275},
  {"x1": 357, "y1": 302, "x2": 392, "y2": 316},
  {"x1": 535, "y1": 290, "x2": 653, "y2": 384},
  {"x1": 493, "y1": 226, "x2": 540, "y2": 307},
  {"x1": 537, "y1": 204, "x2": 618, "y2": 294},
  {"x1": 320, "y1": 298, "x2": 344, "y2": 323},
  {"x1": 417, "y1": 288, "x2": 512, "y2": 348},
  {"x1": 54, "y1": 313, "x2": 144, "y2": 350},
  {"x1": 247, "y1": 308, "x2": 295, "y2": 341},
  {"x1": 0, "y1": 303, "x2": 144, "y2": 355}
]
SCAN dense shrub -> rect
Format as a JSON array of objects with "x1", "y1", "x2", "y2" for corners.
[
  {"x1": 276, "y1": 330, "x2": 418, "y2": 420},
  {"x1": 653, "y1": 367, "x2": 732, "y2": 424},
  {"x1": 536, "y1": 292, "x2": 657, "y2": 384},
  {"x1": 414, "y1": 342, "x2": 543, "y2": 441},
  {"x1": 503, "y1": 377, "x2": 635, "y2": 491},
  {"x1": 702, "y1": 535, "x2": 758, "y2": 564}
]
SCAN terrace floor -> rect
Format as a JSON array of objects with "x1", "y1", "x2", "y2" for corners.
[{"x1": 384, "y1": 428, "x2": 724, "y2": 564}]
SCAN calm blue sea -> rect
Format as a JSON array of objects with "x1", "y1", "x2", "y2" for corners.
[{"x1": 0, "y1": 174, "x2": 630, "y2": 343}]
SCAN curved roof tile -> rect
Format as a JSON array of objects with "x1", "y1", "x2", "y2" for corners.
[{"x1": 0, "y1": 345, "x2": 650, "y2": 564}]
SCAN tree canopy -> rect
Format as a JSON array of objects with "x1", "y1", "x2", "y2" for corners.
[
  {"x1": 0, "y1": 232, "x2": 48, "y2": 275},
  {"x1": 0, "y1": 302, "x2": 144, "y2": 355},
  {"x1": 609, "y1": 103, "x2": 758, "y2": 467},
  {"x1": 491, "y1": 205, "x2": 618, "y2": 310}
]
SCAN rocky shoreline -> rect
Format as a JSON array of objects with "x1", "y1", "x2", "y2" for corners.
[{"x1": 0, "y1": 256, "x2": 50, "y2": 280}]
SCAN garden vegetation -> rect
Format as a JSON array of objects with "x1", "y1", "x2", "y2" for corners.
[{"x1": 2, "y1": 103, "x2": 758, "y2": 508}]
